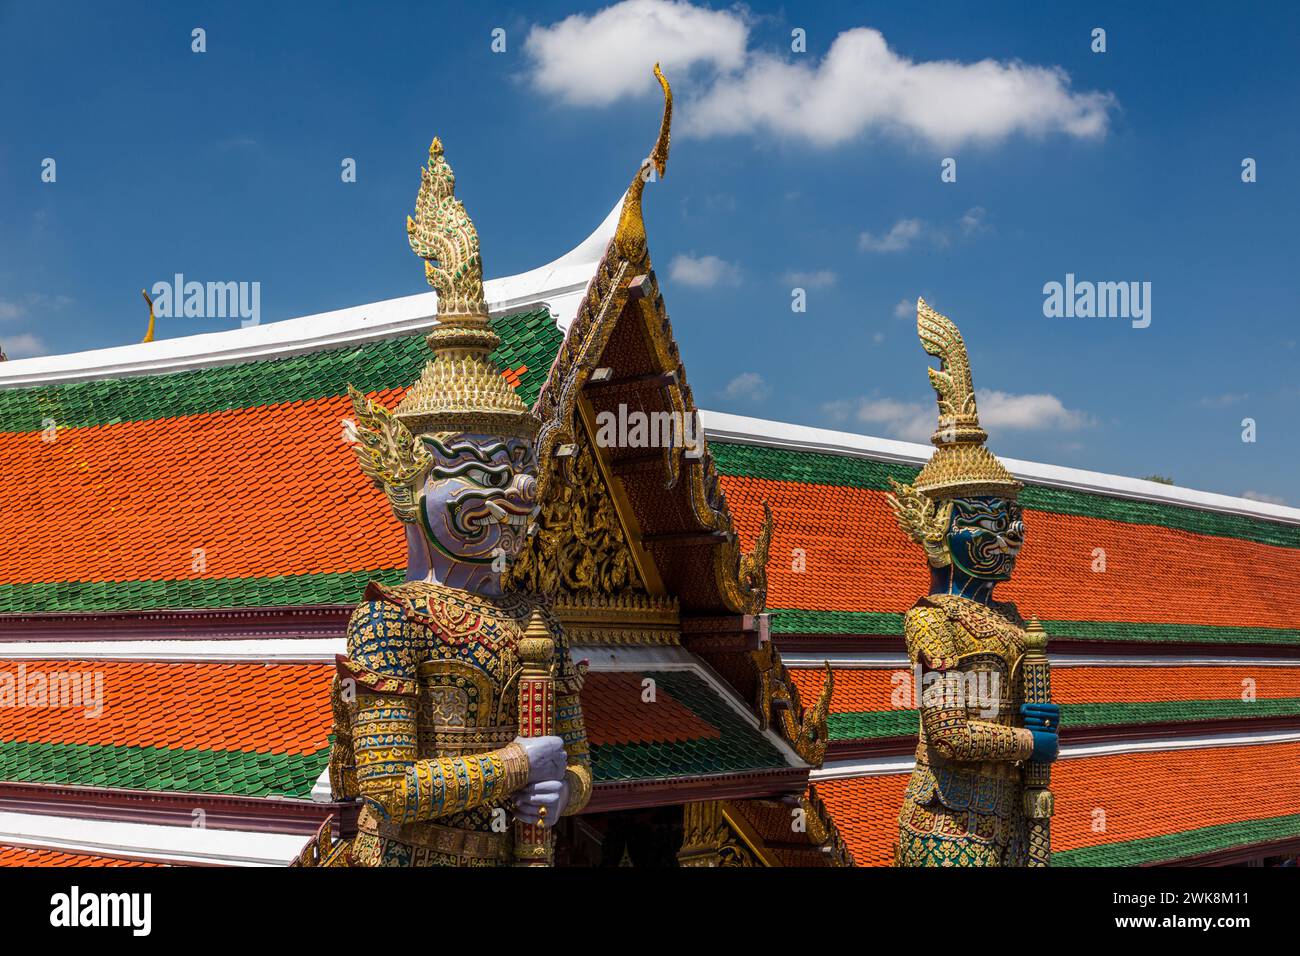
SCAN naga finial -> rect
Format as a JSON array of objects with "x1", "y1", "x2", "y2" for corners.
[
  {"x1": 916, "y1": 297, "x2": 984, "y2": 447},
  {"x1": 407, "y1": 136, "x2": 488, "y2": 320},
  {"x1": 615, "y1": 64, "x2": 672, "y2": 260},
  {"x1": 388, "y1": 137, "x2": 539, "y2": 439},
  {"x1": 905, "y1": 298, "x2": 1022, "y2": 500}
]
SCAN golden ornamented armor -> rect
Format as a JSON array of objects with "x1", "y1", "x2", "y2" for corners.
[
  {"x1": 330, "y1": 581, "x2": 592, "y2": 867},
  {"x1": 886, "y1": 299, "x2": 1058, "y2": 867},
  {"x1": 896, "y1": 594, "x2": 1034, "y2": 866}
]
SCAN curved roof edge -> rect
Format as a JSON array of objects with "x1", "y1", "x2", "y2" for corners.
[
  {"x1": 699, "y1": 410, "x2": 1300, "y2": 527},
  {"x1": 0, "y1": 197, "x2": 623, "y2": 389}
]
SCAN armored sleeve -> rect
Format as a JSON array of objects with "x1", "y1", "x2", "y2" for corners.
[
  {"x1": 340, "y1": 599, "x2": 531, "y2": 824},
  {"x1": 904, "y1": 606, "x2": 1034, "y2": 763}
]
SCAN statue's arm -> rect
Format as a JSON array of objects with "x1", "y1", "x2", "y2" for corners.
[
  {"x1": 342, "y1": 600, "x2": 530, "y2": 824},
  {"x1": 905, "y1": 607, "x2": 1034, "y2": 763}
]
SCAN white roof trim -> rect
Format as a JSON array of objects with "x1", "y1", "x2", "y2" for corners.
[
  {"x1": 812, "y1": 728, "x2": 1300, "y2": 781},
  {"x1": 0, "y1": 811, "x2": 306, "y2": 866},
  {"x1": 310, "y1": 766, "x2": 334, "y2": 804},
  {"x1": 778, "y1": 651, "x2": 1300, "y2": 669},
  {"x1": 700, "y1": 410, "x2": 1300, "y2": 525},
  {"x1": 0, "y1": 638, "x2": 344, "y2": 662},
  {"x1": 0, "y1": 197, "x2": 622, "y2": 389}
]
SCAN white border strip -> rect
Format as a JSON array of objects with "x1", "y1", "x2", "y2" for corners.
[
  {"x1": 0, "y1": 639, "x2": 344, "y2": 662},
  {"x1": 700, "y1": 409, "x2": 1300, "y2": 526},
  {"x1": 0, "y1": 199, "x2": 621, "y2": 388},
  {"x1": 3, "y1": 641, "x2": 1295, "y2": 671},
  {"x1": 812, "y1": 728, "x2": 1300, "y2": 781},
  {"x1": 0, "y1": 811, "x2": 306, "y2": 866},
  {"x1": 779, "y1": 651, "x2": 1300, "y2": 669}
]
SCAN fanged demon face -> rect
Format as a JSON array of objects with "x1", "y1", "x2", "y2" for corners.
[
  {"x1": 945, "y1": 496, "x2": 1025, "y2": 582},
  {"x1": 416, "y1": 433, "x2": 539, "y2": 566}
]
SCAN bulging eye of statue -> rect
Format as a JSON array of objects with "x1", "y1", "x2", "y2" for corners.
[{"x1": 466, "y1": 465, "x2": 511, "y2": 489}]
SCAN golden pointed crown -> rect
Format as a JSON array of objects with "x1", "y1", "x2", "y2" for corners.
[
  {"x1": 908, "y1": 297, "x2": 1022, "y2": 500},
  {"x1": 394, "y1": 137, "x2": 538, "y2": 439}
]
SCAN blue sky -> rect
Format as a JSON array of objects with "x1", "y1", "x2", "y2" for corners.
[{"x1": 2, "y1": 1, "x2": 1297, "y2": 503}]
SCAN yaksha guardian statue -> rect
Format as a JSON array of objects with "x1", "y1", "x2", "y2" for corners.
[
  {"x1": 887, "y1": 299, "x2": 1059, "y2": 867},
  {"x1": 296, "y1": 139, "x2": 591, "y2": 867}
]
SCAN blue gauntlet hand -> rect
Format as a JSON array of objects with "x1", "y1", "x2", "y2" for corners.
[
  {"x1": 1028, "y1": 728, "x2": 1059, "y2": 763},
  {"x1": 1021, "y1": 703, "x2": 1060, "y2": 763},
  {"x1": 1020, "y1": 702, "x2": 1060, "y2": 730}
]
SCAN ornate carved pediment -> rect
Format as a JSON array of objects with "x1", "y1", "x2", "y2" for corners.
[
  {"x1": 508, "y1": 435, "x2": 644, "y2": 598},
  {"x1": 517, "y1": 65, "x2": 773, "y2": 620}
]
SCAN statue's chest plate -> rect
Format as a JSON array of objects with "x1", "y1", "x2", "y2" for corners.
[
  {"x1": 926, "y1": 596, "x2": 1027, "y2": 725},
  {"x1": 395, "y1": 584, "x2": 536, "y2": 759}
]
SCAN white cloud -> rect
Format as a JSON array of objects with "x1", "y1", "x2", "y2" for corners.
[
  {"x1": 824, "y1": 397, "x2": 935, "y2": 442},
  {"x1": 859, "y1": 218, "x2": 928, "y2": 253},
  {"x1": 959, "y1": 206, "x2": 991, "y2": 236},
  {"x1": 2, "y1": 333, "x2": 49, "y2": 358},
  {"x1": 723, "y1": 372, "x2": 769, "y2": 402},
  {"x1": 783, "y1": 269, "x2": 837, "y2": 289},
  {"x1": 683, "y1": 26, "x2": 1115, "y2": 148},
  {"x1": 526, "y1": 5, "x2": 1115, "y2": 148},
  {"x1": 2, "y1": 294, "x2": 74, "y2": 320},
  {"x1": 893, "y1": 297, "x2": 915, "y2": 319},
  {"x1": 976, "y1": 390, "x2": 1092, "y2": 432},
  {"x1": 669, "y1": 252, "x2": 741, "y2": 288},
  {"x1": 861, "y1": 207, "x2": 993, "y2": 254},
  {"x1": 1198, "y1": 393, "x2": 1248, "y2": 408},
  {"x1": 1242, "y1": 490, "x2": 1288, "y2": 506},
  {"x1": 823, "y1": 389, "x2": 1090, "y2": 442},
  {"x1": 522, "y1": 0, "x2": 749, "y2": 107}
]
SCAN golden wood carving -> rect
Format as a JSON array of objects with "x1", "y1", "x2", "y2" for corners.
[
  {"x1": 803, "y1": 784, "x2": 857, "y2": 866},
  {"x1": 681, "y1": 801, "x2": 733, "y2": 868},
  {"x1": 551, "y1": 591, "x2": 680, "y2": 646},
  {"x1": 752, "y1": 644, "x2": 833, "y2": 768},
  {"x1": 507, "y1": 434, "x2": 645, "y2": 599},
  {"x1": 614, "y1": 64, "x2": 671, "y2": 262}
]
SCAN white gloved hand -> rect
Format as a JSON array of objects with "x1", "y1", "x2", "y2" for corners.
[
  {"x1": 513, "y1": 735, "x2": 567, "y2": 784},
  {"x1": 514, "y1": 778, "x2": 570, "y2": 828}
]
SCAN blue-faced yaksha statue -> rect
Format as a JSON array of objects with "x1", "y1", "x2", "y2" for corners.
[
  {"x1": 887, "y1": 299, "x2": 1059, "y2": 867},
  {"x1": 297, "y1": 139, "x2": 591, "y2": 867}
]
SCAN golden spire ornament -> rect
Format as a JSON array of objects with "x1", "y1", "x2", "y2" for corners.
[
  {"x1": 908, "y1": 297, "x2": 1022, "y2": 499},
  {"x1": 141, "y1": 289, "x2": 156, "y2": 343},
  {"x1": 394, "y1": 137, "x2": 538, "y2": 439},
  {"x1": 887, "y1": 299, "x2": 1021, "y2": 552},
  {"x1": 614, "y1": 63, "x2": 672, "y2": 261}
]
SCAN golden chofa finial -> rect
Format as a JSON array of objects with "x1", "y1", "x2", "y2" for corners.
[
  {"x1": 407, "y1": 136, "x2": 488, "y2": 321},
  {"x1": 141, "y1": 289, "x2": 156, "y2": 343},
  {"x1": 614, "y1": 64, "x2": 672, "y2": 261}
]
